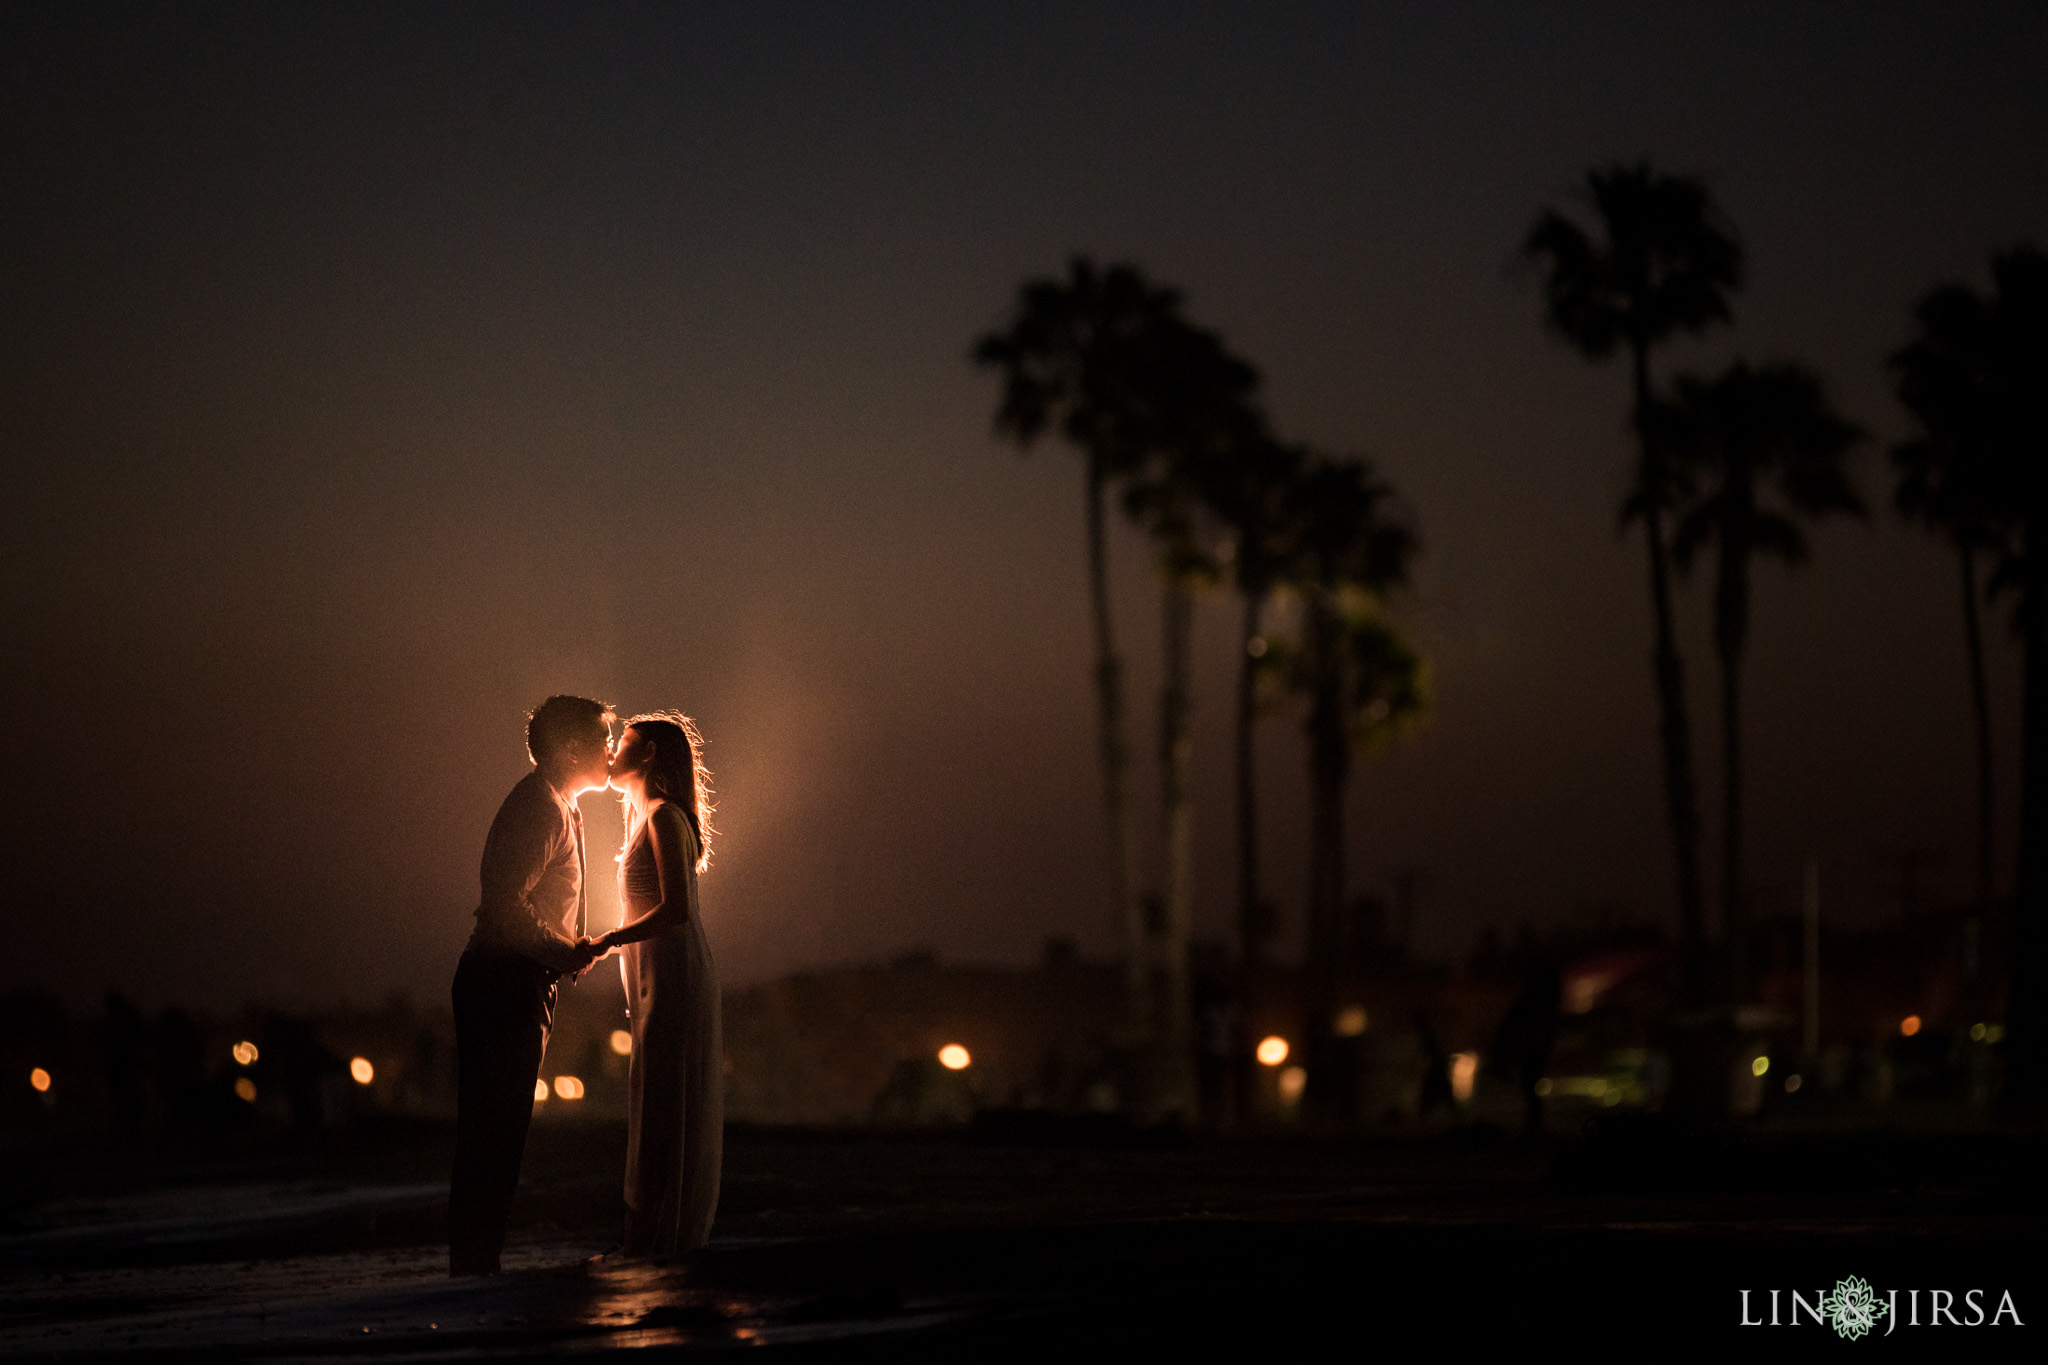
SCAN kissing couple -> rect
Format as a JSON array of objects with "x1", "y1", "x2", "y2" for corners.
[{"x1": 447, "y1": 695, "x2": 722, "y2": 1276}]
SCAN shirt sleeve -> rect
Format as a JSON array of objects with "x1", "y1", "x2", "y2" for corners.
[{"x1": 478, "y1": 785, "x2": 584, "y2": 971}]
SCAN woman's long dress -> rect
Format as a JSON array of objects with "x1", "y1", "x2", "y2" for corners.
[{"x1": 617, "y1": 802, "x2": 722, "y2": 1256}]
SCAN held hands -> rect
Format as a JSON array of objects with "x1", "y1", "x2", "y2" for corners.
[{"x1": 572, "y1": 933, "x2": 618, "y2": 973}]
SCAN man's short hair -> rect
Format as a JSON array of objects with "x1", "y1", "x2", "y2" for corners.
[{"x1": 526, "y1": 695, "x2": 615, "y2": 765}]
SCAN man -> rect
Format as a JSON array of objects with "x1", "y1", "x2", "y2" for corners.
[{"x1": 448, "y1": 695, "x2": 612, "y2": 1276}]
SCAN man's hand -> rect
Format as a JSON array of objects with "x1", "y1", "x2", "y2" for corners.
[{"x1": 565, "y1": 935, "x2": 604, "y2": 980}]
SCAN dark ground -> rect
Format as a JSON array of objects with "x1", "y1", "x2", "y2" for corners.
[{"x1": 0, "y1": 1114, "x2": 2040, "y2": 1358}]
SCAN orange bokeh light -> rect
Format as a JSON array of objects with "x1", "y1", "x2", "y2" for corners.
[
  {"x1": 610, "y1": 1029, "x2": 633, "y2": 1055},
  {"x1": 1900, "y1": 1015, "x2": 1922, "y2": 1037},
  {"x1": 29, "y1": 1067, "x2": 51, "y2": 1093},
  {"x1": 349, "y1": 1057, "x2": 375, "y2": 1085},
  {"x1": 533, "y1": 1078, "x2": 549, "y2": 1101},
  {"x1": 1256, "y1": 1035, "x2": 1290, "y2": 1067},
  {"x1": 554, "y1": 1075, "x2": 585, "y2": 1100},
  {"x1": 937, "y1": 1044, "x2": 971, "y2": 1071},
  {"x1": 1449, "y1": 1052, "x2": 1478, "y2": 1102}
]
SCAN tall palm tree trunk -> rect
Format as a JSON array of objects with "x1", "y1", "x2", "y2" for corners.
[
  {"x1": 1235, "y1": 590, "x2": 1264, "y2": 974},
  {"x1": 2011, "y1": 565, "x2": 2048, "y2": 1108},
  {"x1": 1085, "y1": 464, "x2": 1147, "y2": 1038},
  {"x1": 1719, "y1": 654, "x2": 1747, "y2": 1003},
  {"x1": 1718, "y1": 622, "x2": 1747, "y2": 1005},
  {"x1": 1717, "y1": 507, "x2": 1753, "y2": 1007},
  {"x1": 1304, "y1": 587, "x2": 1349, "y2": 1019},
  {"x1": 1634, "y1": 345, "x2": 1708, "y2": 1005},
  {"x1": 1231, "y1": 588, "x2": 1264, "y2": 1128},
  {"x1": 1960, "y1": 545, "x2": 1995, "y2": 909},
  {"x1": 1160, "y1": 573, "x2": 1196, "y2": 1055}
]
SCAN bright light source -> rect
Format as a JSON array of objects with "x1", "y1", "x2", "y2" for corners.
[
  {"x1": 1332, "y1": 1006, "x2": 1368, "y2": 1038},
  {"x1": 1900, "y1": 1015, "x2": 1922, "y2": 1037},
  {"x1": 29, "y1": 1068, "x2": 50, "y2": 1093},
  {"x1": 232, "y1": 1041, "x2": 258, "y2": 1066},
  {"x1": 1256, "y1": 1035, "x2": 1290, "y2": 1067},
  {"x1": 1449, "y1": 1052, "x2": 1478, "y2": 1102},
  {"x1": 349, "y1": 1057, "x2": 374, "y2": 1085},
  {"x1": 234, "y1": 1077, "x2": 257, "y2": 1103},
  {"x1": 553, "y1": 1075, "x2": 584, "y2": 1100},
  {"x1": 1785, "y1": 1074, "x2": 1803, "y2": 1094},
  {"x1": 1751, "y1": 1055, "x2": 1770, "y2": 1077},
  {"x1": 937, "y1": 1044, "x2": 971, "y2": 1071},
  {"x1": 533, "y1": 1078, "x2": 549, "y2": 1102},
  {"x1": 1277, "y1": 1065, "x2": 1307, "y2": 1104},
  {"x1": 609, "y1": 1029, "x2": 633, "y2": 1056}
]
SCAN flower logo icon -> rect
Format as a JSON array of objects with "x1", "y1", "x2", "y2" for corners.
[{"x1": 1820, "y1": 1276, "x2": 1888, "y2": 1340}]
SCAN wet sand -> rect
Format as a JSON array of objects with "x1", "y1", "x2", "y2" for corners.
[{"x1": 1, "y1": 1117, "x2": 2039, "y2": 1357}]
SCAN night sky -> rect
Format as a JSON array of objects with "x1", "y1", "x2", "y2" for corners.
[{"x1": 5, "y1": 3, "x2": 2046, "y2": 1010}]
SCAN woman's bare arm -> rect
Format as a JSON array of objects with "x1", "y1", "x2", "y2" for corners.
[{"x1": 600, "y1": 804, "x2": 694, "y2": 949}]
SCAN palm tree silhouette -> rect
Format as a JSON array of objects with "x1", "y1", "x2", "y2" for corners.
[
  {"x1": 1894, "y1": 283, "x2": 2003, "y2": 913},
  {"x1": 974, "y1": 258, "x2": 1187, "y2": 1036},
  {"x1": 1273, "y1": 457, "x2": 1422, "y2": 1050},
  {"x1": 1120, "y1": 319, "x2": 1264, "y2": 1072},
  {"x1": 1524, "y1": 163, "x2": 1742, "y2": 1006},
  {"x1": 1965, "y1": 245, "x2": 2048, "y2": 1106},
  {"x1": 1663, "y1": 362, "x2": 1865, "y2": 1004},
  {"x1": 1198, "y1": 436, "x2": 1304, "y2": 981}
]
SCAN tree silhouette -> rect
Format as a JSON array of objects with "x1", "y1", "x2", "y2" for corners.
[
  {"x1": 1199, "y1": 435, "x2": 1305, "y2": 983},
  {"x1": 1524, "y1": 163, "x2": 1742, "y2": 1006},
  {"x1": 1272, "y1": 457, "x2": 1422, "y2": 1050},
  {"x1": 1966, "y1": 245, "x2": 2048, "y2": 1106},
  {"x1": 1894, "y1": 282, "x2": 2003, "y2": 912},
  {"x1": 1664, "y1": 362, "x2": 1865, "y2": 1003},
  {"x1": 974, "y1": 258, "x2": 1187, "y2": 1035},
  {"x1": 1120, "y1": 319, "x2": 1264, "y2": 1074}
]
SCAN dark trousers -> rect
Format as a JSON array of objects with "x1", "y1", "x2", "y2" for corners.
[{"x1": 449, "y1": 944, "x2": 558, "y2": 1275}]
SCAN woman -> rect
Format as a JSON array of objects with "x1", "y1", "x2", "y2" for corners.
[{"x1": 587, "y1": 711, "x2": 721, "y2": 1257}]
